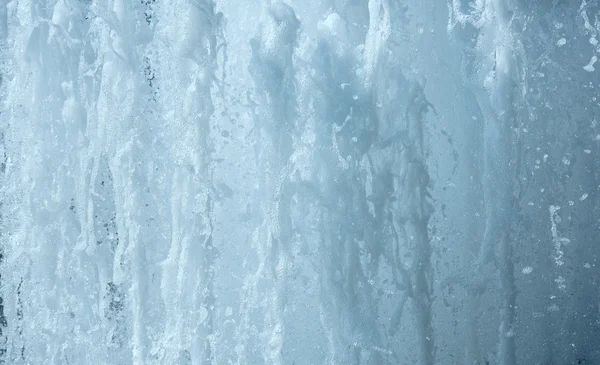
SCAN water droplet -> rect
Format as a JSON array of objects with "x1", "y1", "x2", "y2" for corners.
[{"x1": 522, "y1": 266, "x2": 533, "y2": 274}]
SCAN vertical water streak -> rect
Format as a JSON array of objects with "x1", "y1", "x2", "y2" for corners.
[
  {"x1": 244, "y1": 2, "x2": 298, "y2": 363},
  {"x1": 448, "y1": 0, "x2": 520, "y2": 363},
  {"x1": 300, "y1": 13, "x2": 356, "y2": 364},
  {"x1": 92, "y1": 0, "x2": 160, "y2": 362},
  {"x1": 2, "y1": 0, "x2": 108, "y2": 362},
  {"x1": 0, "y1": 2, "x2": 9, "y2": 363},
  {"x1": 404, "y1": 81, "x2": 436, "y2": 365},
  {"x1": 305, "y1": 3, "x2": 389, "y2": 362},
  {"x1": 155, "y1": 0, "x2": 220, "y2": 363}
]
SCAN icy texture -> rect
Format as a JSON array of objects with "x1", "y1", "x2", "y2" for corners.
[{"x1": 0, "y1": 0, "x2": 599, "y2": 364}]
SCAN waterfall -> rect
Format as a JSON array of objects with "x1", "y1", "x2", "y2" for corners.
[{"x1": 1, "y1": 0, "x2": 599, "y2": 364}]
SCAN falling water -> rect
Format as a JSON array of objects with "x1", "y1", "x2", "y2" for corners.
[{"x1": 1, "y1": 0, "x2": 599, "y2": 364}]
